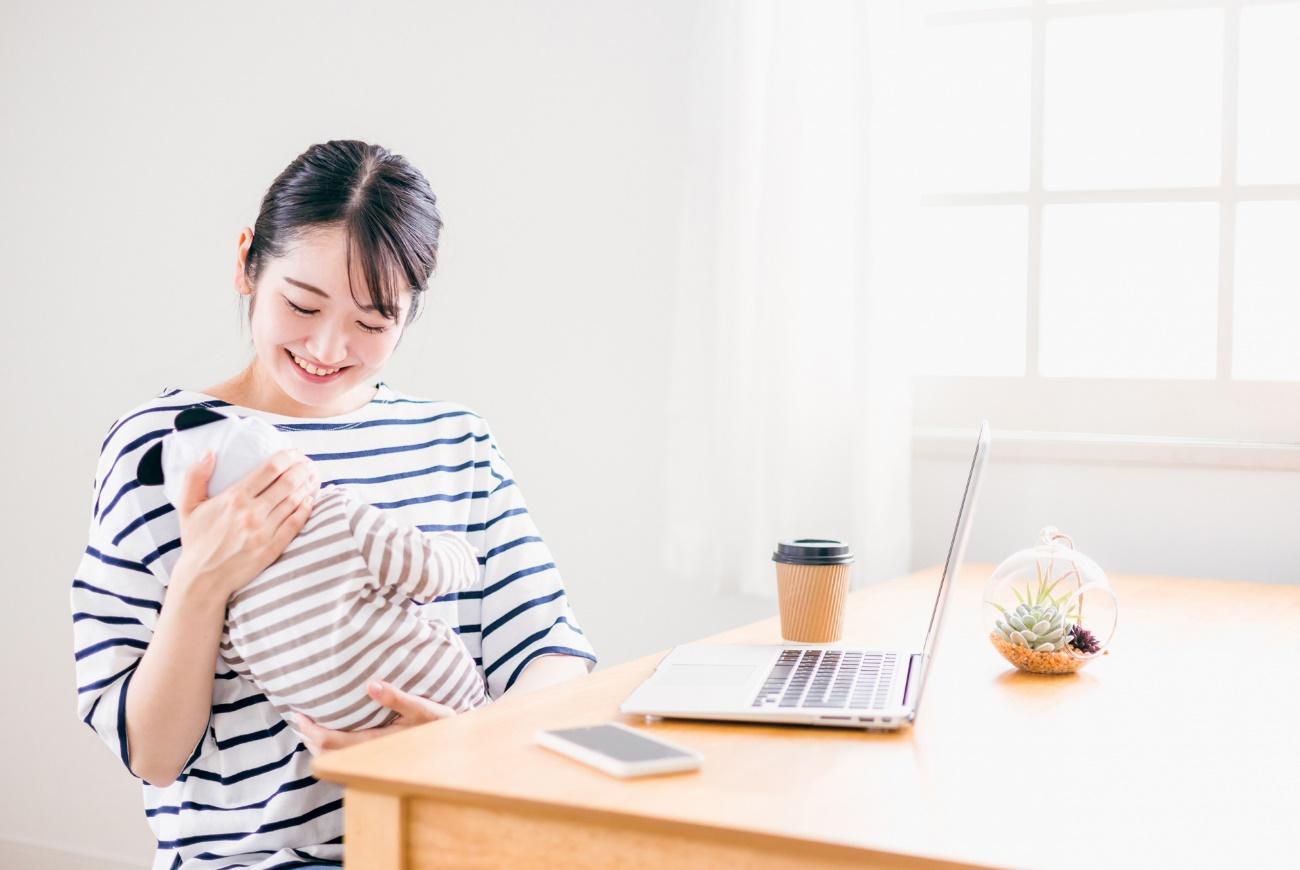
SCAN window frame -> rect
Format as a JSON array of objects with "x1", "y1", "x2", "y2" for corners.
[{"x1": 913, "y1": 0, "x2": 1300, "y2": 450}]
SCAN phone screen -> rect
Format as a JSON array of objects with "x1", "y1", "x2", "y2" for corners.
[{"x1": 545, "y1": 725, "x2": 692, "y2": 762}]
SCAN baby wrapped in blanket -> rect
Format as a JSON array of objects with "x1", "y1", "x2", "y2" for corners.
[{"x1": 135, "y1": 406, "x2": 488, "y2": 730}]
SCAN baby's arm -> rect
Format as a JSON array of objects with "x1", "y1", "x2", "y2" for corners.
[{"x1": 344, "y1": 494, "x2": 480, "y2": 603}]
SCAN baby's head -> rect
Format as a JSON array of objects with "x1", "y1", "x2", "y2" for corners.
[{"x1": 136, "y1": 407, "x2": 293, "y2": 506}]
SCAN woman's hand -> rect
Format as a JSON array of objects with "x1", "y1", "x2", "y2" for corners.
[
  {"x1": 294, "y1": 681, "x2": 457, "y2": 755},
  {"x1": 172, "y1": 448, "x2": 320, "y2": 604}
]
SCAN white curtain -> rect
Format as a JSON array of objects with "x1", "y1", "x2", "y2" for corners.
[{"x1": 664, "y1": 0, "x2": 918, "y2": 597}]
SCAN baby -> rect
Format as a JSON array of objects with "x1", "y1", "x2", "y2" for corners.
[{"x1": 135, "y1": 406, "x2": 488, "y2": 731}]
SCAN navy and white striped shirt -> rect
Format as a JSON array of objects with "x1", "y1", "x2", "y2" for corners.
[{"x1": 71, "y1": 383, "x2": 597, "y2": 869}]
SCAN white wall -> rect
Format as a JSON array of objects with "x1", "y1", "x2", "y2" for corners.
[
  {"x1": 0, "y1": 1, "x2": 727, "y2": 864},
  {"x1": 912, "y1": 450, "x2": 1299, "y2": 587}
]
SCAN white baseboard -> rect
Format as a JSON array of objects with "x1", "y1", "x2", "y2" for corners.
[{"x1": 0, "y1": 837, "x2": 141, "y2": 870}]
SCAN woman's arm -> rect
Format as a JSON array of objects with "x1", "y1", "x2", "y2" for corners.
[
  {"x1": 125, "y1": 566, "x2": 227, "y2": 786},
  {"x1": 474, "y1": 418, "x2": 598, "y2": 697},
  {"x1": 501, "y1": 654, "x2": 590, "y2": 697}
]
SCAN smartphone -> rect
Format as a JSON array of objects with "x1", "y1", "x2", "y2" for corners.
[{"x1": 535, "y1": 723, "x2": 703, "y2": 778}]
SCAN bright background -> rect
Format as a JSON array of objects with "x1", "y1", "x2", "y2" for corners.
[{"x1": 2, "y1": 1, "x2": 1296, "y2": 866}]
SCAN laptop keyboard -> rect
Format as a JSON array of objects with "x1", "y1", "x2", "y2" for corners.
[{"x1": 751, "y1": 649, "x2": 897, "y2": 710}]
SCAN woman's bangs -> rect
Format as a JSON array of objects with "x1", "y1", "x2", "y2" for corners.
[{"x1": 345, "y1": 224, "x2": 411, "y2": 322}]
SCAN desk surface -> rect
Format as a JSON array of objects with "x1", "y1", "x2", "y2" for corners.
[{"x1": 314, "y1": 566, "x2": 1300, "y2": 869}]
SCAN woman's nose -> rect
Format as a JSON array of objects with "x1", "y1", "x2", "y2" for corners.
[{"x1": 305, "y1": 331, "x2": 348, "y2": 367}]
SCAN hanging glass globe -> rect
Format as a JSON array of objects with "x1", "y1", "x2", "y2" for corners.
[{"x1": 983, "y1": 527, "x2": 1118, "y2": 674}]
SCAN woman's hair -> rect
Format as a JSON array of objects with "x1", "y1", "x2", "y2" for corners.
[{"x1": 243, "y1": 140, "x2": 443, "y2": 327}]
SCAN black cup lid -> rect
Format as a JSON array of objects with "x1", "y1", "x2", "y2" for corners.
[{"x1": 772, "y1": 538, "x2": 855, "y2": 565}]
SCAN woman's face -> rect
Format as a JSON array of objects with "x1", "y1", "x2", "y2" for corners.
[{"x1": 236, "y1": 223, "x2": 410, "y2": 415}]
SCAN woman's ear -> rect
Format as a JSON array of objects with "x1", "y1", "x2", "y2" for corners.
[{"x1": 234, "y1": 227, "x2": 255, "y2": 297}]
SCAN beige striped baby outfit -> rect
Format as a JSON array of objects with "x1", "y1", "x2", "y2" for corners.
[{"x1": 219, "y1": 484, "x2": 489, "y2": 731}]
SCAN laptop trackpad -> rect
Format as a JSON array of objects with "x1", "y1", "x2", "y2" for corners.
[{"x1": 661, "y1": 664, "x2": 758, "y2": 687}]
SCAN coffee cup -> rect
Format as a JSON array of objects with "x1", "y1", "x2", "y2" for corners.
[{"x1": 772, "y1": 538, "x2": 854, "y2": 643}]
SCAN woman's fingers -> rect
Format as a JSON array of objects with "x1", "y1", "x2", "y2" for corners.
[
  {"x1": 270, "y1": 490, "x2": 315, "y2": 544},
  {"x1": 175, "y1": 450, "x2": 215, "y2": 519},
  {"x1": 292, "y1": 684, "x2": 456, "y2": 757},
  {"x1": 266, "y1": 465, "x2": 315, "y2": 527},
  {"x1": 293, "y1": 713, "x2": 324, "y2": 755},
  {"x1": 295, "y1": 712, "x2": 377, "y2": 755},
  {"x1": 237, "y1": 449, "x2": 304, "y2": 500},
  {"x1": 367, "y1": 680, "x2": 456, "y2": 724},
  {"x1": 254, "y1": 460, "x2": 316, "y2": 525}
]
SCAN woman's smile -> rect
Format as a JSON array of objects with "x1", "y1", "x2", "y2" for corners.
[{"x1": 285, "y1": 348, "x2": 350, "y2": 383}]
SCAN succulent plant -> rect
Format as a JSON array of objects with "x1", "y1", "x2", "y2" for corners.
[
  {"x1": 991, "y1": 564, "x2": 1081, "y2": 653},
  {"x1": 994, "y1": 602, "x2": 1072, "y2": 652},
  {"x1": 1067, "y1": 624, "x2": 1100, "y2": 655}
]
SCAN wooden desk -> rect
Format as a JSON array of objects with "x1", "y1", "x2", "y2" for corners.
[{"x1": 313, "y1": 567, "x2": 1300, "y2": 869}]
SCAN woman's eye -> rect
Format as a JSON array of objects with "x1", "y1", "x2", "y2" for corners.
[{"x1": 282, "y1": 295, "x2": 385, "y2": 333}]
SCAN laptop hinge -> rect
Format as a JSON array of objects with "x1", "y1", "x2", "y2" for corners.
[{"x1": 901, "y1": 653, "x2": 927, "y2": 714}]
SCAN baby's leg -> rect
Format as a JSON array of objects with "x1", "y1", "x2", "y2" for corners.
[
  {"x1": 389, "y1": 618, "x2": 489, "y2": 713},
  {"x1": 280, "y1": 616, "x2": 487, "y2": 732}
]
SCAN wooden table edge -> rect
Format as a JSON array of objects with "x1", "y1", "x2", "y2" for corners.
[{"x1": 328, "y1": 773, "x2": 998, "y2": 870}]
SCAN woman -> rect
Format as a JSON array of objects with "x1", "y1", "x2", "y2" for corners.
[{"x1": 71, "y1": 140, "x2": 596, "y2": 870}]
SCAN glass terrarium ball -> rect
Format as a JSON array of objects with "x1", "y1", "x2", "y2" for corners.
[{"x1": 983, "y1": 527, "x2": 1118, "y2": 674}]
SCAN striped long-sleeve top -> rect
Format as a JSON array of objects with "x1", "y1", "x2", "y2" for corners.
[
  {"x1": 70, "y1": 383, "x2": 597, "y2": 870},
  {"x1": 222, "y1": 484, "x2": 488, "y2": 732}
]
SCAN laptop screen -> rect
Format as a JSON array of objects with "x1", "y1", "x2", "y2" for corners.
[{"x1": 908, "y1": 421, "x2": 990, "y2": 712}]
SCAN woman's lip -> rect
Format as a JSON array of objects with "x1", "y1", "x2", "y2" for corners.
[
  {"x1": 285, "y1": 348, "x2": 350, "y2": 380},
  {"x1": 288, "y1": 349, "x2": 348, "y2": 370}
]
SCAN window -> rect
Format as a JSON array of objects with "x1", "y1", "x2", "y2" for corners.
[{"x1": 909, "y1": 0, "x2": 1300, "y2": 448}]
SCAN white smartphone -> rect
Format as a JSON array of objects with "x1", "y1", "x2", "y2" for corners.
[{"x1": 535, "y1": 723, "x2": 703, "y2": 778}]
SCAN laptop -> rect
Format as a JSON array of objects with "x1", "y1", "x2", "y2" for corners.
[{"x1": 620, "y1": 421, "x2": 989, "y2": 731}]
